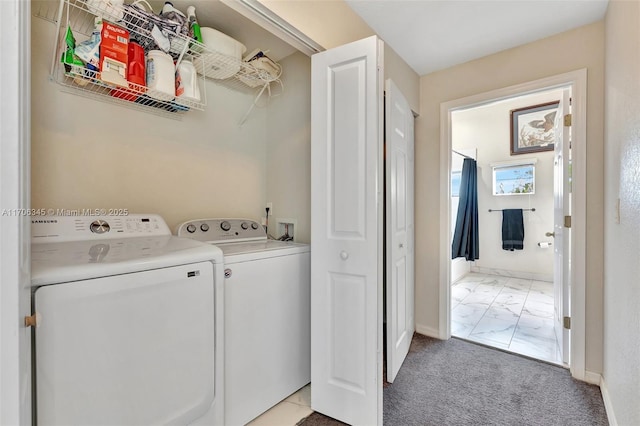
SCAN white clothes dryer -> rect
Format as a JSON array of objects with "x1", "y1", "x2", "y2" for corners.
[
  {"x1": 30, "y1": 214, "x2": 224, "y2": 425},
  {"x1": 176, "y1": 218, "x2": 310, "y2": 426}
]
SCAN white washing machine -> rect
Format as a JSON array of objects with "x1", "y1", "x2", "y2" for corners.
[
  {"x1": 176, "y1": 218, "x2": 310, "y2": 426},
  {"x1": 30, "y1": 214, "x2": 224, "y2": 425}
]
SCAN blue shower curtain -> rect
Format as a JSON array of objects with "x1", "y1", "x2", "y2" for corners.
[{"x1": 452, "y1": 158, "x2": 479, "y2": 261}]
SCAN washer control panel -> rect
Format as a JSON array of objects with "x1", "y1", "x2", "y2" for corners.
[
  {"x1": 176, "y1": 218, "x2": 266, "y2": 243},
  {"x1": 32, "y1": 214, "x2": 171, "y2": 243}
]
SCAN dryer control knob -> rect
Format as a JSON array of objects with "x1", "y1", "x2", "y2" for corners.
[
  {"x1": 241, "y1": 222, "x2": 249, "y2": 230},
  {"x1": 186, "y1": 224, "x2": 197, "y2": 233},
  {"x1": 251, "y1": 222, "x2": 259, "y2": 230},
  {"x1": 220, "y1": 221, "x2": 231, "y2": 231},
  {"x1": 200, "y1": 223, "x2": 210, "y2": 232},
  {"x1": 90, "y1": 220, "x2": 110, "y2": 234}
]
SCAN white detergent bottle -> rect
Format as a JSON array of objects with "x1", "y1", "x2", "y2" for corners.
[
  {"x1": 176, "y1": 60, "x2": 201, "y2": 102},
  {"x1": 146, "y1": 50, "x2": 175, "y2": 101}
]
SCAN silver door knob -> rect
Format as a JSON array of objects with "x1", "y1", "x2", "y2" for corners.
[
  {"x1": 340, "y1": 251, "x2": 349, "y2": 260},
  {"x1": 545, "y1": 232, "x2": 555, "y2": 237}
]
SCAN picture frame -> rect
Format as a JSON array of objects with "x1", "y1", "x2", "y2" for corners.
[
  {"x1": 510, "y1": 101, "x2": 559, "y2": 155},
  {"x1": 492, "y1": 162, "x2": 535, "y2": 196}
]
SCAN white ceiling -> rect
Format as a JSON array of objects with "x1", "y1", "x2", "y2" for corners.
[{"x1": 345, "y1": 0, "x2": 609, "y2": 75}]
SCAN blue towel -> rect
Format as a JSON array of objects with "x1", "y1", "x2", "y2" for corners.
[{"x1": 502, "y1": 209, "x2": 524, "y2": 251}]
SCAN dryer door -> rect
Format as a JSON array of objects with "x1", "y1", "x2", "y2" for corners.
[{"x1": 34, "y1": 262, "x2": 215, "y2": 425}]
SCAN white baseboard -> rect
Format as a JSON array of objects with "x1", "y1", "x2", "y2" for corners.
[
  {"x1": 584, "y1": 370, "x2": 601, "y2": 385},
  {"x1": 451, "y1": 258, "x2": 471, "y2": 283},
  {"x1": 415, "y1": 324, "x2": 441, "y2": 339},
  {"x1": 470, "y1": 266, "x2": 553, "y2": 282},
  {"x1": 600, "y1": 376, "x2": 618, "y2": 426}
]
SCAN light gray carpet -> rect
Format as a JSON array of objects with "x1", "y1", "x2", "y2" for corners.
[{"x1": 298, "y1": 334, "x2": 608, "y2": 426}]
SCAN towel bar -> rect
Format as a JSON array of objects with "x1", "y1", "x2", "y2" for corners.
[{"x1": 488, "y1": 208, "x2": 536, "y2": 212}]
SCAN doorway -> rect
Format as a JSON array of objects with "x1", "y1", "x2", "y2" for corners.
[
  {"x1": 449, "y1": 89, "x2": 566, "y2": 365},
  {"x1": 439, "y1": 70, "x2": 588, "y2": 379}
]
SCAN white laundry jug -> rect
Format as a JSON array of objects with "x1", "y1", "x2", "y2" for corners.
[
  {"x1": 146, "y1": 50, "x2": 175, "y2": 101},
  {"x1": 176, "y1": 60, "x2": 201, "y2": 102}
]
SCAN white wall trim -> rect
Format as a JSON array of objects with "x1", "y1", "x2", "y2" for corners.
[
  {"x1": 584, "y1": 370, "x2": 601, "y2": 385},
  {"x1": 0, "y1": 0, "x2": 32, "y2": 423},
  {"x1": 415, "y1": 324, "x2": 441, "y2": 339},
  {"x1": 0, "y1": 0, "x2": 32, "y2": 425},
  {"x1": 600, "y1": 376, "x2": 618, "y2": 426},
  {"x1": 470, "y1": 266, "x2": 553, "y2": 283},
  {"x1": 439, "y1": 100, "x2": 453, "y2": 340},
  {"x1": 439, "y1": 69, "x2": 588, "y2": 379}
]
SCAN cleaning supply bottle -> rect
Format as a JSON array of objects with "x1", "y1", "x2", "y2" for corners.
[
  {"x1": 161, "y1": 2, "x2": 188, "y2": 37},
  {"x1": 161, "y1": 1, "x2": 185, "y2": 19},
  {"x1": 187, "y1": 6, "x2": 202, "y2": 43}
]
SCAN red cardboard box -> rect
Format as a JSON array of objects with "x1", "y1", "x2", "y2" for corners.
[{"x1": 100, "y1": 21, "x2": 129, "y2": 87}]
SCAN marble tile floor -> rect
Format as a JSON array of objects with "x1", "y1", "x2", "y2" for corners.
[
  {"x1": 247, "y1": 384, "x2": 312, "y2": 426},
  {"x1": 451, "y1": 272, "x2": 563, "y2": 365}
]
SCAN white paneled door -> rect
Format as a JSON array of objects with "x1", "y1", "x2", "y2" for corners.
[
  {"x1": 311, "y1": 36, "x2": 383, "y2": 426},
  {"x1": 385, "y1": 79, "x2": 415, "y2": 383},
  {"x1": 553, "y1": 88, "x2": 571, "y2": 365}
]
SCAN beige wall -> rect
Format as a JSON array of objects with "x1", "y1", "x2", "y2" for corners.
[
  {"x1": 260, "y1": 0, "x2": 373, "y2": 50},
  {"x1": 383, "y1": 45, "x2": 420, "y2": 114},
  {"x1": 452, "y1": 90, "x2": 561, "y2": 280},
  {"x1": 265, "y1": 52, "x2": 312, "y2": 243},
  {"x1": 603, "y1": 1, "x2": 640, "y2": 424},
  {"x1": 416, "y1": 21, "x2": 605, "y2": 373},
  {"x1": 257, "y1": 0, "x2": 420, "y2": 112},
  {"x1": 31, "y1": 17, "x2": 270, "y2": 230}
]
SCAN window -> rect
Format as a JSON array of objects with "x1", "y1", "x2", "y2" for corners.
[
  {"x1": 451, "y1": 171, "x2": 462, "y2": 197},
  {"x1": 492, "y1": 161, "x2": 536, "y2": 196}
]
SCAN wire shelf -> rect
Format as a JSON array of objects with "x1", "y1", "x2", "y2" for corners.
[
  {"x1": 55, "y1": 63, "x2": 198, "y2": 115},
  {"x1": 33, "y1": 0, "x2": 283, "y2": 118}
]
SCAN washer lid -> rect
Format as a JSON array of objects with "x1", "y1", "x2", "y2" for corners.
[
  {"x1": 31, "y1": 236, "x2": 223, "y2": 287},
  {"x1": 216, "y1": 240, "x2": 309, "y2": 262}
]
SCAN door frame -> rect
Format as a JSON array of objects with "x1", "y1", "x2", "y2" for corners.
[
  {"x1": 1, "y1": 0, "x2": 32, "y2": 423},
  {"x1": 438, "y1": 69, "x2": 587, "y2": 381}
]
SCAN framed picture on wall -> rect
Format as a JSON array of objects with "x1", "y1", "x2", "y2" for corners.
[{"x1": 510, "y1": 101, "x2": 559, "y2": 155}]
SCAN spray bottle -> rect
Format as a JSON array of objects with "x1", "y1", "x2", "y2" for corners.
[{"x1": 187, "y1": 6, "x2": 203, "y2": 43}]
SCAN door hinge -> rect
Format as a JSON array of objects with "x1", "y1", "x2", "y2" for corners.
[
  {"x1": 564, "y1": 215, "x2": 572, "y2": 228},
  {"x1": 564, "y1": 114, "x2": 572, "y2": 126},
  {"x1": 24, "y1": 313, "x2": 42, "y2": 328},
  {"x1": 563, "y1": 316, "x2": 571, "y2": 330}
]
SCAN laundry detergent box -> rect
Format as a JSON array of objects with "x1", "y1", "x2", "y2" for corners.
[{"x1": 100, "y1": 21, "x2": 129, "y2": 88}]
